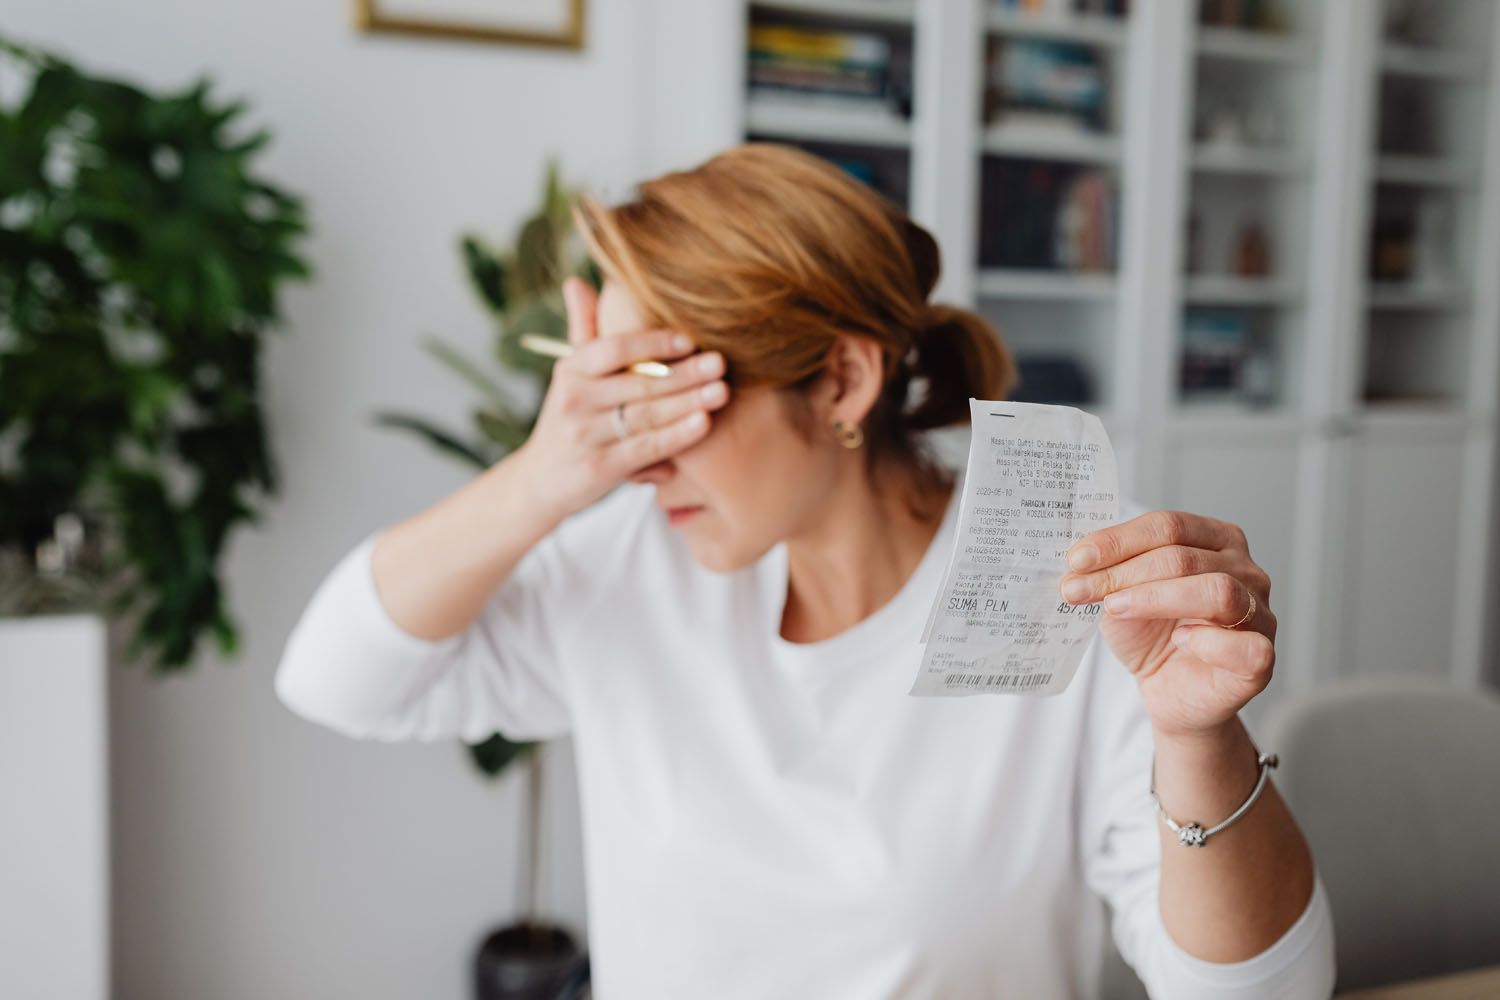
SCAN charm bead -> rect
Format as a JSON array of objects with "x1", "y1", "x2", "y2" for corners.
[{"x1": 1150, "y1": 747, "x2": 1280, "y2": 848}]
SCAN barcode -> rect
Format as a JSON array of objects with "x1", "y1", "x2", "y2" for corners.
[{"x1": 944, "y1": 672, "x2": 1053, "y2": 691}]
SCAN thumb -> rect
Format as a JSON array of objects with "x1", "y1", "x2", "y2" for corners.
[{"x1": 563, "y1": 277, "x2": 599, "y2": 346}]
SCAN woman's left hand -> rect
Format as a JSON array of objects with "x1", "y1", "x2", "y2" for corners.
[{"x1": 1058, "y1": 510, "x2": 1276, "y2": 740}]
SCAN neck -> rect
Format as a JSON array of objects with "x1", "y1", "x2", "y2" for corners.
[{"x1": 779, "y1": 462, "x2": 953, "y2": 645}]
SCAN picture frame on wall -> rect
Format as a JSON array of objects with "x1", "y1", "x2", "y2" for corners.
[{"x1": 355, "y1": 0, "x2": 585, "y2": 50}]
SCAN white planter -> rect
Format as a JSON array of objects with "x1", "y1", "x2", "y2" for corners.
[{"x1": 0, "y1": 613, "x2": 110, "y2": 1000}]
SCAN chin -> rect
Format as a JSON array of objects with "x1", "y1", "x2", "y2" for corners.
[
  {"x1": 686, "y1": 547, "x2": 739, "y2": 575},
  {"x1": 683, "y1": 536, "x2": 760, "y2": 575}
]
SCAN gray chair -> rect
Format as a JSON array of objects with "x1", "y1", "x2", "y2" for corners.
[
  {"x1": 1098, "y1": 678, "x2": 1500, "y2": 998},
  {"x1": 1261, "y1": 678, "x2": 1500, "y2": 993}
]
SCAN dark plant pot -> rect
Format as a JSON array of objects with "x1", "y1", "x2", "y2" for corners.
[{"x1": 474, "y1": 922, "x2": 589, "y2": 1000}]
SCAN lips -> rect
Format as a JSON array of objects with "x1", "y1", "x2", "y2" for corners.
[{"x1": 662, "y1": 503, "x2": 705, "y2": 526}]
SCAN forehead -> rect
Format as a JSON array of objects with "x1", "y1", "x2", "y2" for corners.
[{"x1": 596, "y1": 278, "x2": 647, "y2": 338}]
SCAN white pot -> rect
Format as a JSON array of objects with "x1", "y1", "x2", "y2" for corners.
[{"x1": 0, "y1": 613, "x2": 110, "y2": 1000}]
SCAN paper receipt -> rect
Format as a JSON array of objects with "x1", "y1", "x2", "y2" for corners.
[{"x1": 909, "y1": 399, "x2": 1120, "y2": 698}]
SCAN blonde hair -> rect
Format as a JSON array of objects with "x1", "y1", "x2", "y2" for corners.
[{"x1": 572, "y1": 142, "x2": 1016, "y2": 481}]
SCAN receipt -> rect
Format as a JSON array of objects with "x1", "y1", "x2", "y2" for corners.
[{"x1": 910, "y1": 399, "x2": 1120, "y2": 698}]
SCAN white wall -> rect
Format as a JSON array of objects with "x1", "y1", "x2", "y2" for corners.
[{"x1": 2, "y1": 1, "x2": 677, "y2": 996}]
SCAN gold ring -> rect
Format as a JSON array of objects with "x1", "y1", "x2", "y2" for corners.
[{"x1": 1228, "y1": 590, "x2": 1257, "y2": 630}]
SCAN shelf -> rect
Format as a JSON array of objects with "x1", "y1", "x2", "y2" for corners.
[
  {"x1": 1190, "y1": 143, "x2": 1305, "y2": 177},
  {"x1": 1183, "y1": 275, "x2": 1301, "y2": 306},
  {"x1": 1357, "y1": 401, "x2": 1471, "y2": 434},
  {"x1": 981, "y1": 123, "x2": 1120, "y2": 164},
  {"x1": 976, "y1": 269, "x2": 1117, "y2": 301},
  {"x1": 1374, "y1": 155, "x2": 1476, "y2": 188},
  {"x1": 1379, "y1": 43, "x2": 1481, "y2": 81},
  {"x1": 751, "y1": 0, "x2": 914, "y2": 27},
  {"x1": 1167, "y1": 401, "x2": 1305, "y2": 438},
  {"x1": 985, "y1": 9, "x2": 1127, "y2": 48},
  {"x1": 1366, "y1": 282, "x2": 1466, "y2": 310},
  {"x1": 744, "y1": 91, "x2": 911, "y2": 147},
  {"x1": 1195, "y1": 27, "x2": 1310, "y2": 64}
]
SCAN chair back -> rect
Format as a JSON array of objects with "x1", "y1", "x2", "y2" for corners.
[{"x1": 1262, "y1": 678, "x2": 1500, "y2": 992}]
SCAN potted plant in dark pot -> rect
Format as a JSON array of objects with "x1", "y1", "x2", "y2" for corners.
[
  {"x1": 374, "y1": 162, "x2": 597, "y2": 1000},
  {"x1": 0, "y1": 33, "x2": 309, "y2": 666}
]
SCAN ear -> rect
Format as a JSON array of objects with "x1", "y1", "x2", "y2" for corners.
[{"x1": 811, "y1": 334, "x2": 885, "y2": 427}]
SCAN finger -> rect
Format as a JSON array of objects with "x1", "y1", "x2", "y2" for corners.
[
  {"x1": 590, "y1": 350, "x2": 725, "y2": 408},
  {"x1": 1169, "y1": 624, "x2": 1276, "y2": 685},
  {"x1": 626, "y1": 460, "x2": 672, "y2": 485},
  {"x1": 1101, "y1": 572, "x2": 1275, "y2": 638},
  {"x1": 563, "y1": 277, "x2": 599, "y2": 347},
  {"x1": 1059, "y1": 544, "x2": 1269, "y2": 606},
  {"x1": 602, "y1": 409, "x2": 712, "y2": 474},
  {"x1": 587, "y1": 380, "x2": 729, "y2": 446},
  {"x1": 1067, "y1": 510, "x2": 1248, "y2": 573},
  {"x1": 566, "y1": 327, "x2": 697, "y2": 378}
]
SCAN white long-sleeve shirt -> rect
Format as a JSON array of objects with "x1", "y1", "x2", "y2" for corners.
[{"x1": 275, "y1": 474, "x2": 1336, "y2": 999}]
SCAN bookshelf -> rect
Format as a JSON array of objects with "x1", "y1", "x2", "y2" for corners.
[
  {"x1": 744, "y1": 1, "x2": 916, "y2": 207},
  {"x1": 645, "y1": 0, "x2": 1500, "y2": 695},
  {"x1": 1331, "y1": 0, "x2": 1500, "y2": 697},
  {"x1": 974, "y1": 3, "x2": 1129, "y2": 422},
  {"x1": 1139, "y1": 2, "x2": 1324, "y2": 697}
]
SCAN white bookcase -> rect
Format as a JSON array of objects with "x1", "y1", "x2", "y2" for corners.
[{"x1": 641, "y1": 0, "x2": 1500, "y2": 700}]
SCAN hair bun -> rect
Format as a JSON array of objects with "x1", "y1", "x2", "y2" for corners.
[{"x1": 904, "y1": 303, "x2": 1018, "y2": 431}]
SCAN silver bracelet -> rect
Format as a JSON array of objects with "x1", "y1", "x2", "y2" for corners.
[{"x1": 1149, "y1": 748, "x2": 1279, "y2": 848}]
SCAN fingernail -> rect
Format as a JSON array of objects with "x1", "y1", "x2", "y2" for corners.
[
  {"x1": 1068, "y1": 544, "x2": 1098, "y2": 571},
  {"x1": 697, "y1": 353, "x2": 721, "y2": 375},
  {"x1": 1169, "y1": 628, "x2": 1188, "y2": 648},
  {"x1": 700, "y1": 381, "x2": 724, "y2": 403},
  {"x1": 673, "y1": 333, "x2": 693, "y2": 351},
  {"x1": 1061, "y1": 577, "x2": 1089, "y2": 602},
  {"x1": 1103, "y1": 591, "x2": 1131, "y2": 613}
]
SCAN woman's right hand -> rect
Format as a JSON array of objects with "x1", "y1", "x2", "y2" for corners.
[{"x1": 515, "y1": 276, "x2": 729, "y2": 519}]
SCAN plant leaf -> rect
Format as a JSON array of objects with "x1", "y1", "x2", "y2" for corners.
[
  {"x1": 473, "y1": 407, "x2": 530, "y2": 452},
  {"x1": 461, "y1": 234, "x2": 507, "y2": 314},
  {"x1": 370, "y1": 412, "x2": 493, "y2": 470}
]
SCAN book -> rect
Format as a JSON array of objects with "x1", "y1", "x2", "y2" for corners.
[{"x1": 749, "y1": 25, "x2": 893, "y2": 101}]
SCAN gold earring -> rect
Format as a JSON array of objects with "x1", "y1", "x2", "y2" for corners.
[{"x1": 832, "y1": 418, "x2": 864, "y2": 450}]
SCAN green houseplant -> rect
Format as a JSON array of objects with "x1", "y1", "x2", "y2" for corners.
[
  {"x1": 374, "y1": 162, "x2": 597, "y2": 998},
  {"x1": 0, "y1": 34, "x2": 310, "y2": 670}
]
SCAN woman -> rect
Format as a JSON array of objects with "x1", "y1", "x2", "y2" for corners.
[{"x1": 276, "y1": 143, "x2": 1334, "y2": 998}]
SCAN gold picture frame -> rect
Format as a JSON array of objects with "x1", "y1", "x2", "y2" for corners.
[{"x1": 355, "y1": 0, "x2": 585, "y2": 50}]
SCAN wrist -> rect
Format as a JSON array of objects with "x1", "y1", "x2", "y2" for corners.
[
  {"x1": 489, "y1": 445, "x2": 567, "y2": 544},
  {"x1": 1150, "y1": 718, "x2": 1261, "y2": 825},
  {"x1": 1151, "y1": 717, "x2": 1244, "y2": 758}
]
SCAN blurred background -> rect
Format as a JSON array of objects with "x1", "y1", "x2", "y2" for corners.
[{"x1": 2, "y1": 1, "x2": 1498, "y2": 998}]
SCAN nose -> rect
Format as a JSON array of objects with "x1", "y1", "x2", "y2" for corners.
[{"x1": 628, "y1": 459, "x2": 675, "y2": 485}]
